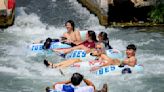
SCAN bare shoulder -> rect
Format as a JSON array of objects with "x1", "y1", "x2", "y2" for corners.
[
  {"x1": 75, "y1": 29, "x2": 80, "y2": 34},
  {"x1": 63, "y1": 32, "x2": 68, "y2": 36},
  {"x1": 63, "y1": 32, "x2": 67, "y2": 35},
  {"x1": 100, "y1": 54, "x2": 108, "y2": 59},
  {"x1": 75, "y1": 28, "x2": 80, "y2": 31}
]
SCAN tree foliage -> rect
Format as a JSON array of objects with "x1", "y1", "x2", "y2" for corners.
[{"x1": 148, "y1": 2, "x2": 164, "y2": 23}]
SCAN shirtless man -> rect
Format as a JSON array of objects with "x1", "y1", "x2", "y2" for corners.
[
  {"x1": 33, "y1": 20, "x2": 82, "y2": 47},
  {"x1": 62, "y1": 20, "x2": 82, "y2": 45},
  {"x1": 53, "y1": 30, "x2": 98, "y2": 54},
  {"x1": 90, "y1": 44, "x2": 137, "y2": 71}
]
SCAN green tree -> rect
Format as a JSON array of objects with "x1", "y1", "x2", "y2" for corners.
[{"x1": 148, "y1": 1, "x2": 164, "y2": 23}]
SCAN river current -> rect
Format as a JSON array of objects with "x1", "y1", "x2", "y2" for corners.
[{"x1": 0, "y1": 0, "x2": 164, "y2": 92}]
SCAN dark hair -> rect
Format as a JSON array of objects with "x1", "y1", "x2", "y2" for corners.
[
  {"x1": 65, "y1": 20, "x2": 75, "y2": 31},
  {"x1": 88, "y1": 30, "x2": 98, "y2": 42},
  {"x1": 99, "y1": 32, "x2": 112, "y2": 49},
  {"x1": 122, "y1": 68, "x2": 132, "y2": 74},
  {"x1": 71, "y1": 73, "x2": 83, "y2": 86},
  {"x1": 127, "y1": 44, "x2": 136, "y2": 51},
  {"x1": 99, "y1": 32, "x2": 108, "y2": 41}
]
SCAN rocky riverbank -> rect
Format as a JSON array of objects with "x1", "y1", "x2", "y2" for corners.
[
  {"x1": 77, "y1": 0, "x2": 108, "y2": 26},
  {"x1": 77, "y1": 0, "x2": 164, "y2": 27}
]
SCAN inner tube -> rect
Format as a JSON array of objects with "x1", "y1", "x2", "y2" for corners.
[
  {"x1": 30, "y1": 42, "x2": 71, "y2": 52},
  {"x1": 96, "y1": 64, "x2": 144, "y2": 75}
]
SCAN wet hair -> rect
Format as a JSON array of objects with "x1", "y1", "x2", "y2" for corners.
[
  {"x1": 88, "y1": 30, "x2": 98, "y2": 42},
  {"x1": 43, "y1": 38, "x2": 52, "y2": 49},
  {"x1": 65, "y1": 20, "x2": 75, "y2": 31},
  {"x1": 71, "y1": 73, "x2": 83, "y2": 86},
  {"x1": 122, "y1": 68, "x2": 132, "y2": 74},
  {"x1": 99, "y1": 32, "x2": 112, "y2": 49},
  {"x1": 99, "y1": 32, "x2": 108, "y2": 41},
  {"x1": 96, "y1": 42, "x2": 105, "y2": 49},
  {"x1": 127, "y1": 44, "x2": 137, "y2": 51}
]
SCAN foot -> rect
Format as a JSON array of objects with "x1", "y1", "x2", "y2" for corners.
[
  {"x1": 44, "y1": 59, "x2": 58, "y2": 68},
  {"x1": 45, "y1": 86, "x2": 50, "y2": 92},
  {"x1": 44, "y1": 59, "x2": 50, "y2": 67}
]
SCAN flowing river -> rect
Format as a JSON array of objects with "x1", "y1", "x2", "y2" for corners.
[{"x1": 0, "y1": 0, "x2": 164, "y2": 92}]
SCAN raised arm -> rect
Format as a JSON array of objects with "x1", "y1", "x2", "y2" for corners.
[
  {"x1": 123, "y1": 57, "x2": 137, "y2": 67},
  {"x1": 90, "y1": 54, "x2": 114, "y2": 71},
  {"x1": 83, "y1": 78, "x2": 95, "y2": 90},
  {"x1": 100, "y1": 54, "x2": 114, "y2": 67},
  {"x1": 53, "y1": 80, "x2": 71, "y2": 89}
]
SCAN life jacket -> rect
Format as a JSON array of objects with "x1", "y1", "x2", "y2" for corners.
[{"x1": 62, "y1": 85, "x2": 74, "y2": 92}]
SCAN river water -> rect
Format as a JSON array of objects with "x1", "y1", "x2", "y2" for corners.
[{"x1": 0, "y1": 0, "x2": 164, "y2": 92}]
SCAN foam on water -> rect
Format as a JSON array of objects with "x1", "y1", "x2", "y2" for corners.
[
  {"x1": 0, "y1": 1, "x2": 164, "y2": 92},
  {"x1": 0, "y1": 5, "x2": 103, "y2": 78}
]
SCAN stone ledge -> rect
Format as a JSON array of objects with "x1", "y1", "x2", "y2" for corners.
[
  {"x1": 109, "y1": 22, "x2": 164, "y2": 28},
  {"x1": 77, "y1": 0, "x2": 108, "y2": 26}
]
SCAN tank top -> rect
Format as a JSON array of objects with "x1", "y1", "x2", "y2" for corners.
[{"x1": 81, "y1": 40, "x2": 95, "y2": 49}]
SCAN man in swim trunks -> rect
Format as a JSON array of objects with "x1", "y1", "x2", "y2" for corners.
[
  {"x1": 46, "y1": 72, "x2": 107, "y2": 92},
  {"x1": 90, "y1": 44, "x2": 137, "y2": 71}
]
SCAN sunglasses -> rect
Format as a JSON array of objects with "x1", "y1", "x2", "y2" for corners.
[{"x1": 95, "y1": 48, "x2": 103, "y2": 52}]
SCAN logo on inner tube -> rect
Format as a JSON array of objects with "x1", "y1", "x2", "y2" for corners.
[
  {"x1": 98, "y1": 66, "x2": 116, "y2": 75},
  {"x1": 32, "y1": 45, "x2": 43, "y2": 51},
  {"x1": 69, "y1": 51, "x2": 86, "y2": 58}
]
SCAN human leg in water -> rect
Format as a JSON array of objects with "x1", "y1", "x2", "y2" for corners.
[
  {"x1": 53, "y1": 48, "x2": 72, "y2": 54},
  {"x1": 53, "y1": 44, "x2": 90, "y2": 54},
  {"x1": 44, "y1": 59, "x2": 63, "y2": 68},
  {"x1": 44, "y1": 59, "x2": 81, "y2": 68}
]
